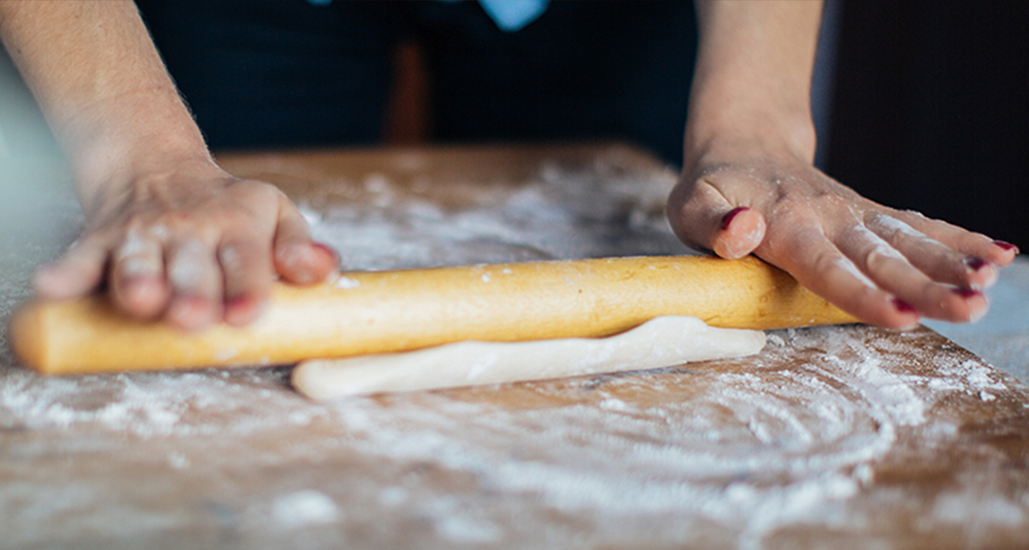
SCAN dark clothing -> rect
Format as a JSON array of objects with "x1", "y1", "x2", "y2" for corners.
[{"x1": 136, "y1": 1, "x2": 698, "y2": 166}]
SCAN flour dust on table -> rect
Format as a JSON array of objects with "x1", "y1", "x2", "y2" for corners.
[
  {"x1": 3, "y1": 146, "x2": 1029, "y2": 548},
  {"x1": 294, "y1": 153, "x2": 685, "y2": 269}
]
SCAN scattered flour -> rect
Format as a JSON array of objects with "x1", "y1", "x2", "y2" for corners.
[
  {"x1": 2, "y1": 153, "x2": 1027, "y2": 547},
  {"x1": 271, "y1": 490, "x2": 340, "y2": 529},
  {"x1": 850, "y1": 224, "x2": 909, "y2": 262},
  {"x1": 867, "y1": 212, "x2": 948, "y2": 253},
  {"x1": 296, "y1": 160, "x2": 681, "y2": 271},
  {"x1": 435, "y1": 514, "x2": 503, "y2": 543},
  {"x1": 335, "y1": 275, "x2": 361, "y2": 289},
  {"x1": 930, "y1": 492, "x2": 1024, "y2": 527},
  {"x1": 168, "y1": 240, "x2": 208, "y2": 291}
]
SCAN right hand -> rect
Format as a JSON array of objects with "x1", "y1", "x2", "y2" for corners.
[
  {"x1": 667, "y1": 140, "x2": 1017, "y2": 329},
  {"x1": 34, "y1": 157, "x2": 338, "y2": 331}
]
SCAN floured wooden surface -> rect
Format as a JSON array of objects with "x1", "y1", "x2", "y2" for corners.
[
  {"x1": 2, "y1": 144, "x2": 1029, "y2": 549},
  {"x1": 242, "y1": 143, "x2": 684, "y2": 269}
]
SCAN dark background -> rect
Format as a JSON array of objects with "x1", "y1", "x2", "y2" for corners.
[
  {"x1": 827, "y1": 0, "x2": 1028, "y2": 249},
  {"x1": 2, "y1": 0, "x2": 1026, "y2": 249}
]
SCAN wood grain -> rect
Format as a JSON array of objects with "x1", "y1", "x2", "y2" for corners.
[{"x1": 3, "y1": 144, "x2": 1029, "y2": 548}]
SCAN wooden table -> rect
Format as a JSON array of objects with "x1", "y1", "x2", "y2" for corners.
[{"x1": 2, "y1": 144, "x2": 1029, "y2": 549}]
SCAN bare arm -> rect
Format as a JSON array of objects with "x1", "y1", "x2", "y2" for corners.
[
  {"x1": 0, "y1": 0, "x2": 335, "y2": 330},
  {"x1": 668, "y1": 0, "x2": 1016, "y2": 328},
  {"x1": 0, "y1": 1, "x2": 202, "y2": 198}
]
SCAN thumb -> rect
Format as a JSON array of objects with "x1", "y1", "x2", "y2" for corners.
[
  {"x1": 273, "y1": 199, "x2": 338, "y2": 285},
  {"x1": 667, "y1": 178, "x2": 766, "y2": 260}
]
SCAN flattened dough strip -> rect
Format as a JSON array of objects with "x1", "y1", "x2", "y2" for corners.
[
  {"x1": 10, "y1": 255, "x2": 856, "y2": 375},
  {"x1": 292, "y1": 316, "x2": 766, "y2": 399}
]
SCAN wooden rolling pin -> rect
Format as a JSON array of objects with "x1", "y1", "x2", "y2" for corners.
[{"x1": 10, "y1": 255, "x2": 856, "y2": 375}]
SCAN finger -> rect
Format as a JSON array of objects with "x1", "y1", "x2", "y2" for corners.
[
  {"x1": 33, "y1": 236, "x2": 110, "y2": 299},
  {"x1": 774, "y1": 227, "x2": 920, "y2": 329},
  {"x1": 668, "y1": 179, "x2": 765, "y2": 259},
  {"x1": 836, "y1": 223, "x2": 987, "y2": 323},
  {"x1": 712, "y1": 206, "x2": 766, "y2": 260},
  {"x1": 892, "y1": 209, "x2": 1018, "y2": 267},
  {"x1": 110, "y1": 229, "x2": 169, "y2": 320},
  {"x1": 219, "y1": 240, "x2": 273, "y2": 327},
  {"x1": 865, "y1": 212, "x2": 999, "y2": 290},
  {"x1": 165, "y1": 239, "x2": 222, "y2": 332},
  {"x1": 273, "y1": 201, "x2": 338, "y2": 285}
]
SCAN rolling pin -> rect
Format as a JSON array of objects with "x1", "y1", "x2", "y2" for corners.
[{"x1": 10, "y1": 255, "x2": 856, "y2": 375}]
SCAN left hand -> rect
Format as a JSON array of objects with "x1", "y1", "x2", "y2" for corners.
[
  {"x1": 667, "y1": 141, "x2": 1018, "y2": 329},
  {"x1": 34, "y1": 156, "x2": 338, "y2": 331}
]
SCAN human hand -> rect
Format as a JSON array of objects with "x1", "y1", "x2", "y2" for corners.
[
  {"x1": 33, "y1": 158, "x2": 338, "y2": 331},
  {"x1": 667, "y1": 144, "x2": 1018, "y2": 329},
  {"x1": 1, "y1": 0, "x2": 334, "y2": 330}
]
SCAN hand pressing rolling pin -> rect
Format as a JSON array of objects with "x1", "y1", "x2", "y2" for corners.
[
  {"x1": 667, "y1": 0, "x2": 1016, "y2": 330},
  {"x1": 0, "y1": 0, "x2": 1017, "y2": 339},
  {"x1": 0, "y1": 1, "x2": 338, "y2": 333}
]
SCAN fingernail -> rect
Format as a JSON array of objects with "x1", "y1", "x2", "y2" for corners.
[
  {"x1": 720, "y1": 207, "x2": 750, "y2": 230},
  {"x1": 224, "y1": 294, "x2": 267, "y2": 325},
  {"x1": 891, "y1": 298, "x2": 918, "y2": 314},
  {"x1": 964, "y1": 256, "x2": 988, "y2": 271},
  {"x1": 994, "y1": 240, "x2": 1020, "y2": 254},
  {"x1": 311, "y1": 242, "x2": 340, "y2": 266},
  {"x1": 224, "y1": 294, "x2": 252, "y2": 311},
  {"x1": 952, "y1": 287, "x2": 982, "y2": 299}
]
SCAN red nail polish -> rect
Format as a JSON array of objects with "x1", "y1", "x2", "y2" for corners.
[
  {"x1": 891, "y1": 298, "x2": 918, "y2": 314},
  {"x1": 994, "y1": 240, "x2": 1020, "y2": 254},
  {"x1": 952, "y1": 287, "x2": 982, "y2": 299},
  {"x1": 225, "y1": 295, "x2": 252, "y2": 310},
  {"x1": 311, "y1": 242, "x2": 340, "y2": 265},
  {"x1": 720, "y1": 207, "x2": 750, "y2": 230},
  {"x1": 964, "y1": 256, "x2": 988, "y2": 271},
  {"x1": 224, "y1": 294, "x2": 267, "y2": 325}
]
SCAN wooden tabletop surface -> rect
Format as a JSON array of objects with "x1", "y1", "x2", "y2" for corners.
[{"x1": 2, "y1": 143, "x2": 1028, "y2": 549}]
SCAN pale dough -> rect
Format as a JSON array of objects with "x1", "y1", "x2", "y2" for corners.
[{"x1": 292, "y1": 316, "x2": 766, "y2": 400}]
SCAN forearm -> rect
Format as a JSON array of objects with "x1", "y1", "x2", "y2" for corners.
[
  {"x1": 688, "y1": 0, "x2": 823, "y2": 161},
  {"x1": 0, "y1": 0, "x2": 211, "y2": 213},
  {"x1": 670, "y1": 0, "x2": 1015, "y2": 329}
]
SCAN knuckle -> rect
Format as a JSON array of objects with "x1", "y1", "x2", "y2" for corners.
[
  {"x1": 219, "y1": 243, "x2": 262, "y2": 273},
  {"x1": 864, "y1": 249, "x2": 899, "y2": 271},
  {"x1": 809, "y1": 248, "x2": 841, "y2": 276}
]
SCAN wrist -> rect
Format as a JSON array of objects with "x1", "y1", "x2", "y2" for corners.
[
  {"x1": 76, "y1": 150, "x2": 226, "y2": 222},
  {"x1": 684, "y1": 89, "x2": 817, "y2": 169},
  {"x1": 687, "y1": 0, "x2": 822, "y2": 168},
  {"x1": 66, "y1": 86, "x2": 208, "y2": 174},
  {"x1": 63, "y1": 87, "x2": 217, "y2": 215}
]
